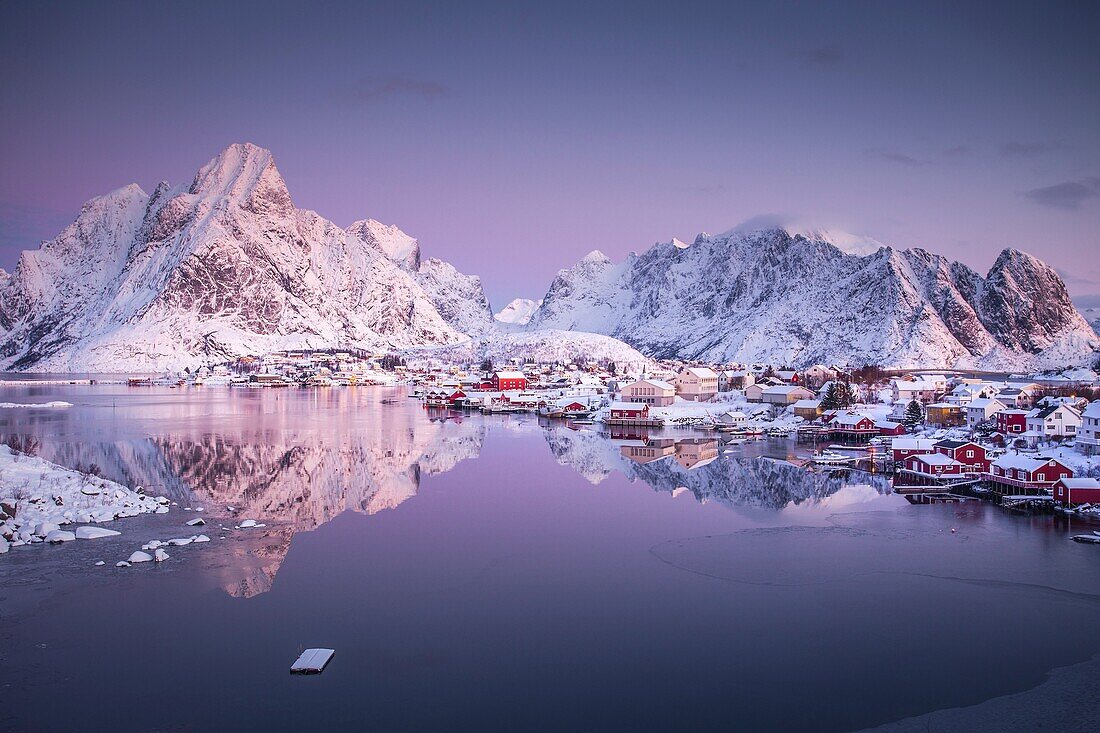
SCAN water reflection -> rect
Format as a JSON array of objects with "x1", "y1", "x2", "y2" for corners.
[{"x1": 0, "y1": 390, "x2": 891, "y2": 596}]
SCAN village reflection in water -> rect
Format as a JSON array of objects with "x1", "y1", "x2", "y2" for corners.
[{"x1": 0, "y1": 388, "x2": 892, "y2": 597}]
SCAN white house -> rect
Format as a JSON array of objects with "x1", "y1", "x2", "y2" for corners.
[
  {"x1": 675, "y1": 367, "x2": 719, "y2": 401},
  {"x1": 891, "y1": 378, "x2": 941, "y2": 403},
  {"x1": 965, "y1": 397, "x2": 1005, "y2": 427},
  {"x1": 1077, "y1": 400, "x2": 1100, "y2": 454},
  {"x1": 1026, "y1": 403, "x2": 1082, "y2": 439}
]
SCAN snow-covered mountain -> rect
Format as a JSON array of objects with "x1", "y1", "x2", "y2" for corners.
[
  {"x1": 528, "y1": 227, "x2": 1099, "y2": 369},
  {"x1": 0, "y1": 143, "x2": 645, "y2": 372},
  {"x1": 494, "y1": 298, "x2": 542, "y2": 325},
  {"x1": 0, "y1": 144, "x2": 491, "y2": 371}
]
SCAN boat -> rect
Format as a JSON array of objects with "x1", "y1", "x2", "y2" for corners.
[
  {"x1": 808, "y1": 450, "x2": 858, "y2": 465},
  {"x1": 1070, "y1": 534, "x2": 1100, "y2": 544},
  {"x1": 572, "y1": 419, "x2": 595, "y2": 425}
]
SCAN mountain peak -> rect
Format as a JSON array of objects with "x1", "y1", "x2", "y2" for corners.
[{"x1": 188, "y1": 143, "x2": 289, "y2": 210}]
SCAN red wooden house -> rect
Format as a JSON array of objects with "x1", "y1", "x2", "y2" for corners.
[
  {"x1": 491, "y1": 371, "x2": 528, "y2": 391},
  {"x1": 890, "y1": 438, "x2": 936, "y2": 463},
  {"x1": 902, "y1": 452, "x2": 966, "y2": 479},
  {"x1": 875, "y1": 420, "x2": 907, "y2": 436},
  {"x1": 995, "y1": 409, "x2": 1028, "y2": 435},
  {"x1": 985, "y1": 455, "x2": 1073, "y2": 494},
  {"x1": 610, "y1": 402, "x2": 649, "y2": 420},
  {"x1": 1052, "y1": 478, "x2": 1100, "y2": 506},
  {"x1": 932, "y1": 440, "x2": 989, "y2": 473}
]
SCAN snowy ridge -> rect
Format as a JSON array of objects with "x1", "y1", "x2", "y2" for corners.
[
  {"x1": 0, "y1": 143, "x2": 637, "y2": 372},
  {"x1": 494, "y1": 298, "x2": 543, "y2": 326},
  {"x1": 528, "y1": 227, "x2": 1099, "y2": 369}
]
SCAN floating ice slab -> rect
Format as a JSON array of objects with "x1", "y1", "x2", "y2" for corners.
[
  {"x1": 186, "y1": 518, "x2": 205, "y2": 526},
  {"x1": 290, "y1": 648, "x2": 335, "y2": 674}
]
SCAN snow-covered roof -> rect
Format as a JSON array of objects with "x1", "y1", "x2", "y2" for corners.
[
  {"x1": 626, "y1": 378, "x2": 675, "y2": 391},
  {"x1": 891, "y1": 438, "x2": 936, "y2": 450},
  {"x1": 763, "y1": 385, "x2": 810, "y2": 395},
  {"x1": 909, "y1": 453, "x2": 963, "y2": 466},
  {"x1": 831, "y1": 412, "x2": 873, "y2": 426},
  {"x1": 494, "y1": 370, "x2": 527, "y2": 379},
  {"x1": 610, "y1": 401, "x2": 647, "y2": 410},
  {"x1": 1081, "y1": 400, "x2": 1100, "y2": 418},
  {"x1": 681, "y1": 367, "x2": 718, "y2": 379},
  {"x1": 992, "y1": 455, "x2": 1066, "y2": 471},
  {"x1": 791, "y1": 399, "x2": 820, "y2": 409},
  {"x1": 967, "y1": 398, "x2": 1004, "y2": 410},
  {"x1": 1056, "y1": 478, "x2": 1100, "y2": 488}
]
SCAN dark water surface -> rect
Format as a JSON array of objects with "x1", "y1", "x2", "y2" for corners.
[{"x1": 1, "y1": 386, "x2": 1098, "y2": 732}]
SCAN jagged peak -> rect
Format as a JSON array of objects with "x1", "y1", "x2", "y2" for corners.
[
  {"x1": 988, "y1": 247, "x2": 1048, "y2": 275},
  {"x1": 188, "y1": 142, "x2": 288, "y2": 206},
  {"x1": 347, "y1": 218, "x2": 421, "y2": 270},
  {"x1": 580, "y1": 249, "x2": 611, "y2": 264}
]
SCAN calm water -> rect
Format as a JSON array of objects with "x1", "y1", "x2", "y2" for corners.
[{"x1": 1, "y1": 385, "x2": 1098, "y2": 732}]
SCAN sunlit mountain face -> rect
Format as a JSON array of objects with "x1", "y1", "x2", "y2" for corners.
[{"x1": 0, "y1": 387, "x2": 893, "y2": 597}]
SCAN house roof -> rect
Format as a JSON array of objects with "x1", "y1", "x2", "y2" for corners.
[
  {"x1": 830, "y1": 412, "x2": 873, "y2": 426},
  {"x1": 791, "y1": 399, "x2": 821, "y2": 409},
  {"x1": 763, "y1": 385, "x2": 811, "y2": 395},
  {"x1": 1056, "y1": 477, "x2": 1100, "y2": 488},
  {"x1": 934, "y1": 439, "x2": 969, "y2": 449},
  {"x1": 992, "y1": 455, "x2": 1067, "y2": 472},
  {"x1": 910, "y1": 453, "x2": 963, "y2": 466},
  {"x1": 494, "y1": 371, "x2": 526, "y2": 379},
  {"x1": 1081, "y1": 400, "x2": 1100, "y2": 419},
  {"x1": 891, "y1": 438, "x2": 937, "y2": 450},
  {"x1": 627, "y1": 379, "x2": 675, "y2": 391},
  {"x1": 610, "y1": 401, "x2": 647, "y2": 411}
]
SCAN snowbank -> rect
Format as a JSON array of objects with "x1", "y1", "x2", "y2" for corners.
[
  {"x1": 0, "y1": 445, "x2": 167, "y2": 552},
  {"x1": 0, "y1": 401, "x2": 73, "y2": 409}
]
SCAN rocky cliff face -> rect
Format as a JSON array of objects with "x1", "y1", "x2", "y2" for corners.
[
  {"x1": 0, "y1": 144, "x2": 493, "y2": 371},
  {"x1": 528, "y1": 227, "x2": 1099, "y2": 369}
]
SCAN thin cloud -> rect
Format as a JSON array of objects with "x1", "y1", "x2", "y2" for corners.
[
  {"x1": 1022, "y1": 177, "x2": 1100, "y2": 210},
  {"x1": 801, "y1": 45, "x2": 844, "y2": 66},
  {"x1": 349, "y1": 74, "x2": 448, "y2": 103},
  {"x1": 678, "y1": 183, "x2": 727, "y2": 195},
  {"x1": 942, "y1": 145, "x2": 971, "y2": 158},
  {"x1": 1000, "y1": 141, "x2": 1063, "y2": 158},
  {"x1": 865, "y1": 148, "x2": 922, "y2": 166}
]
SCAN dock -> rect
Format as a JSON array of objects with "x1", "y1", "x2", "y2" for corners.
[{"x1": 291, "y1": 648, "x2": 335, "y2": 674}]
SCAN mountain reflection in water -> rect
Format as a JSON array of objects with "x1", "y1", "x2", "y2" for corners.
[{"x1": 0, "y1": 389, "x2": 890, "y2": 596}]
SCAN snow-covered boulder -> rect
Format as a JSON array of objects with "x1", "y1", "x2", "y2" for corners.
[
  {"x1": 75, "y1": 526, "x2": 122, "y2": 540},
  {"x1": 153, "y1": 548, "x2": 169, "y2": 562},
  {"x1": 45, "y1": 530, "x2": 75, "y2": 543},
  {"x1": 128, "y1": 551, "x2": 153, "y2": 563}
]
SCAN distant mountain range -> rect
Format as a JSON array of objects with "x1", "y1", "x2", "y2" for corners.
[
  {"x1": 523, "y1": 228, "x2": 1099, "y2": 370},
  {"x1": 0, "y1": 143, "x2": 1095, "y2": 371}
]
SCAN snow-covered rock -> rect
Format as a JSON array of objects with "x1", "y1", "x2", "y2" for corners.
[
  {"x1": 528, "y1": 226, "x2": 1099, "y2": 369},
  {"x1": 75, "y1": 526, "x2": 121, "y2": 540},
  {"x1": 494, "y1": 298, "x2": 543, "y2": 326},
  {"x1": 185, "y1": 517, "x2": 205, "y2": 526},
  {"x1": 45, "y1": 530, "x2": 75, "y2": 543},
  {"x1": 128, "y1": 551, "x2": 153, "y2": 563},
  {"x1": 153, "y1": 548, "x2": 169, "y2": 562},
  {"x1": 0, "y1": 144, "x2": 478, "y2": 371}
]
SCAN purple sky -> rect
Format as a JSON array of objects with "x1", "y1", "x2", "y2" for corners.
[{"x1": 2, "y1": 1, "x2": 1098, "y2": 309}]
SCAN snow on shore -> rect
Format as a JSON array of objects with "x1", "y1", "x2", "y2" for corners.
[
  {"x1": 0, "y1": 445, "x2": 167, "y2": 551},
  {"x1": 0, "y1": 401, "x2": 73, "y2": 409}
]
